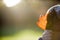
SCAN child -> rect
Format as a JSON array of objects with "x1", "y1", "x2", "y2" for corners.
[{"x1": 37, "y1": 5, "x2": 60, "y2": 40}]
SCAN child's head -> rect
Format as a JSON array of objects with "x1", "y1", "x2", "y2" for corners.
[{"x1": 37, "y1": 5, "x2": 60, "y2": 31}]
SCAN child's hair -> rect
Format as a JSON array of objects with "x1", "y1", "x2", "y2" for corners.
[{"x1": 46, "y1": 5, "x2": 60, "y2": 31}]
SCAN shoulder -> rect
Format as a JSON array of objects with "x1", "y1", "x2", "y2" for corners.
[{"x1": 38, "y1": 38, "x2": 43, "y2": 40}]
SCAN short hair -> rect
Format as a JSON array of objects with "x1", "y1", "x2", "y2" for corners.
[{"x1": 46, "y1": 5, "x2": 60, "y2": 31}]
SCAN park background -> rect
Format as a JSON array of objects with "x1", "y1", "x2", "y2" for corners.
[{"x1": 0, "y1": 0, "x2": 60, "y2": 40}]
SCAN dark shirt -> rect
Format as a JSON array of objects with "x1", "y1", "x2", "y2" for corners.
[{"x1": 39, "y1": 30, "x2": 52, "y2": 40}]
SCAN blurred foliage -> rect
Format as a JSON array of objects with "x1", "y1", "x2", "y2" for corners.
[{"x1": 0, "y1": 0, "x2": 60, "y2": 40}]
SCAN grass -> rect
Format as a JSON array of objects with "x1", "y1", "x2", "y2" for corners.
[{"x1": 1, "y1": 29, "x2": 43, "y2": 40}]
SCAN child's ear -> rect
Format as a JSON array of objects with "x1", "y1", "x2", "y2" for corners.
[{"x1": 37, "y1": 14, "x2": 47, "y2": 30}]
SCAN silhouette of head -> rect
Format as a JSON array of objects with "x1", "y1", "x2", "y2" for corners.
[{"x1": 37, "y1": 5, "x2": 60, "y2": 31}]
